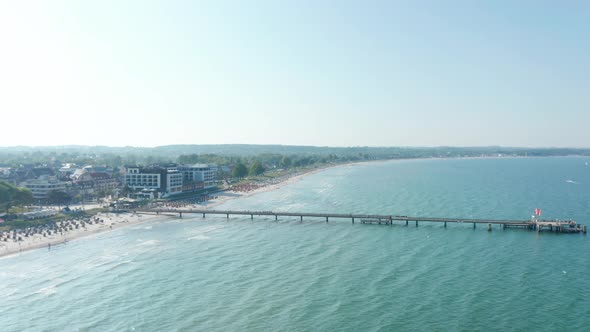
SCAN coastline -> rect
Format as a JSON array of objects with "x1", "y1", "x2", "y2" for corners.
[
  {"x1": 198, "y1": 161, "x2": 364, "y2": 209},
  {"x1": 2, "y1": 155, "x2": 567, "y2": 259},
  {"x1": 0, "y1": 212, "x2": 165, "y2": 259},
  {"x1": 196, "y1": 155, "x2": 576, "y2": 209},
  {"x1": 0, "y1": 162, "x2": 349, "y2": 259}
]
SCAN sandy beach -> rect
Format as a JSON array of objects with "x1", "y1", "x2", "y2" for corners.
[
  {"x1": 0, "y1": 157, "x2": 522, "y2": 259},
  {"x1": 0, "y1": 212, "x2": 163, "y2": 258},
  {"x1": 187, "y1": 163, "x2": 351, "y2": 209},
  {"x1": 0, "y1": 162, "x2": 359, "y2": 258}
]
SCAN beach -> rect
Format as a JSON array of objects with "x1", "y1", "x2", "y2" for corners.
[
  {"x1": 0, "y1": 212, "x2": 163, "y2": 258},
  {"x1": 170, "y1": 163, "x2": 352, "y2": 210},
  {"x1": 0, "y1": 163, "x2": 350, "y2": 258},
  {"x1": 0, "y1": 158, "x2": 496, "y2": 258}
]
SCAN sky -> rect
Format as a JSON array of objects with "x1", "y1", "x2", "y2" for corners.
[{"x1": 0, "y1": 0, "x2": 589, "y2": 148}]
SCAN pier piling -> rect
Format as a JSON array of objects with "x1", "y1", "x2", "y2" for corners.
[{"x1": 488, "y1": 223, "x2": 492, "y2": 231}]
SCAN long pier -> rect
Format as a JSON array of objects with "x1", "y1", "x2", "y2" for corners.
[{"x1": 126, "y1": 208, "x2": 587, "y2": 234}]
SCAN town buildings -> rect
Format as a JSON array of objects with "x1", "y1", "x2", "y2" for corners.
[
  {"x1": 178, "y1": 164, "x2": 218, "y2": 189},
  {"x1": 125, "y1": 165, "x2": 183, "y2": 199},
  {"x1": 124, "y1": 164, "x2": 218, "y2": 199},
  {"x1": 20, "y1": 175, "x2": 67, "y2": 200},
  {"x1": 7, "y1": 161, "x2": 218, "y2": 203},
  {"x1": 14, "y1": 164, "x2": 119, "y2": 202},
  {"x1": 73, "y1": 170, "x2": 119, "y2": 198}
]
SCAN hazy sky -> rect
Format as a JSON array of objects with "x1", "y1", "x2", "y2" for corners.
[{"x1": 1, "y1": 1, "x2": 589, "y2": 147}]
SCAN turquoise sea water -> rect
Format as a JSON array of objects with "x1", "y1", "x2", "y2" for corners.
[{"x1": 1, "y1": 157, "x2": 589, "y2": 331}]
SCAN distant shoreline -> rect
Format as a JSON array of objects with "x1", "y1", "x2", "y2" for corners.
[
  {"x1": 202, "y1": 154, "x2": 590, "y2": 208},
  {"x1": 3, "y1": 155, "x2": 588, "y2": 259}
]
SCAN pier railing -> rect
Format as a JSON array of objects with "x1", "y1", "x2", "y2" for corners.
[{"x1": 120, "y1": 208, "x2": 586, "y2": 234}]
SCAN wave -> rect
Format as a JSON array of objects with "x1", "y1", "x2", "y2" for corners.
[
  {"x1": 35, "y1": 285, "x2": 57, "y2": 296},
  {"x1": 136, "y1": 239, "x2": 161, "y2": 246},
  {"x1": 188, "y1": 235, "x2": 210, "y2": 241},
  {"x1": 103, "y1": 260, "x2": 133, "y2": 274}
]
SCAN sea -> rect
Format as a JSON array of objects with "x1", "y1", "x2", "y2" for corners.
[{"x1": 1, "y1": 157, "x2": 589, "y2": 331}]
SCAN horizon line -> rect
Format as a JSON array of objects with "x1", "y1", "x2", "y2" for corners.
[{"x1": 2, "y1": 144, "x2": 590, "y2": 150}]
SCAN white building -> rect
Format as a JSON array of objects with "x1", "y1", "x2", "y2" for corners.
[
  {"x1": 165, "y1": 169, "x2": 183, "y2": 195},
  {"x1": 178, "y1": 164, "x2": 218, "y2": 189},
  {"x1": 125, "y1": 166, "x2": 183, "y2": 198},
  {"x1": 21, "y1": 175, "x2": 67, "y2": 200},
  {"x1": 125, "y1": 167, "x2": 161, "y2": 191}
]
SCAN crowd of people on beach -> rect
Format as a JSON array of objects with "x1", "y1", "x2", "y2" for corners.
[
  {"x1": 0, "y1": 167, "x2": 323, "y2": 256},
  {"x1": 0, "y1": 216, "x2": 107, "y2": 244},
  {"x1": 0, "y1": 213, "x2": 148, "y2": 256},
  {"x1": 150, "y1": 195, "x2": 219, "y2": 209},
  {"x1": 227, "y1": 173, "x2": 305, "y2": 193},
  {"x1": 228, "y1": 183, "x2": 264, "y2": 193}
]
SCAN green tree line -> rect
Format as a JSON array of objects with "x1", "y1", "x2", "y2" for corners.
[{"x1": 0, "y1": 180, "x2": 33, "y2": 213}]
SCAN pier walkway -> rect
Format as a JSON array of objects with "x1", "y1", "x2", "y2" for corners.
[{"x1": 124, "y1": 208, "x2": 587, "y2": 234}]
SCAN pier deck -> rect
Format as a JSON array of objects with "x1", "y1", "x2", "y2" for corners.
[{"x1": 124, "y1": 208, "x2": 586, "y2": 234}]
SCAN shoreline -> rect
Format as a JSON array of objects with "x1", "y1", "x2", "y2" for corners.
[
  {"x1": 196, "y1": 154, "x2": 583, "y2": 209},
  {"x1": 4, "y1": 155, "x2": 584, "y2": 259},
  {"x1": 192, "y1": 161, "x2": 365, "y2": 209},
  {"x1": 0, "y1": 212, "x2": 165, "y2": 259},
  {"x1": 0, "y1": 163, "x2": 347, "y2": 259}
]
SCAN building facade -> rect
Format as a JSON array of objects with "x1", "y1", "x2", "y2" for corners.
[
  {"x1": 178, "y1": 164, "x2": 217, "y2": 189},
  {"x1": 125, "y1": 166, "x2": 183, "y2": 198},
  {"x1": 71, "y1": 172, "x2": 119, "y2": 198},
  {"x1": 21, "y1": 175, "x2": 67, "y2": 200}
]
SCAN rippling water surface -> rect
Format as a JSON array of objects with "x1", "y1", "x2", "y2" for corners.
[{"x1": 1, "y1": 157, "x2": 589, "y2": 331}]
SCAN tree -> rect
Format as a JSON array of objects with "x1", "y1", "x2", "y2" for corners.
[
  {"x1": 0, "y1": 180, "x2": 33, "y2": 212},
  {"x1": 249, "y1": 161, "x2": 265, "y2": 176},
  {"x1": 13, "y1": 188, "x2": 33, "y2": 206},
  {"x1": 97, "y1": 188, "x2": 113, "y2": 199},
  {"x1": 232, "y1": 163, "x2": 248, "y2": 179},
  {"x1": 280, "y1": 156, "x2": 292, "y2": 169},
  {"x1": 47, "y1": 190, "x2": 71, "y2": 206}
]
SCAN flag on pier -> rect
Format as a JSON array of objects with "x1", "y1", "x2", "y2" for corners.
[{"x1": 534, "y1": 208, "x2": 542, "y2": 216}]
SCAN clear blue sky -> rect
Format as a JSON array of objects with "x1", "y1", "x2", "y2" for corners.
[{"x1": 1, "y1": 1, "x2": 588, "y2": 147}]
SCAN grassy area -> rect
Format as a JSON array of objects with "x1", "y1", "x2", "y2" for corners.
[{"x1": 0, "y1": 207, "x2": 108, "y2": 231}]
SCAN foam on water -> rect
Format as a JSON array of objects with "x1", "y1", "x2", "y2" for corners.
[
  {"x1": 136, "y1": 239, "x2": 161, "y2": 246},
  {"x1": 35, "y1": 285, "x2": 58, "y2": 296}
]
